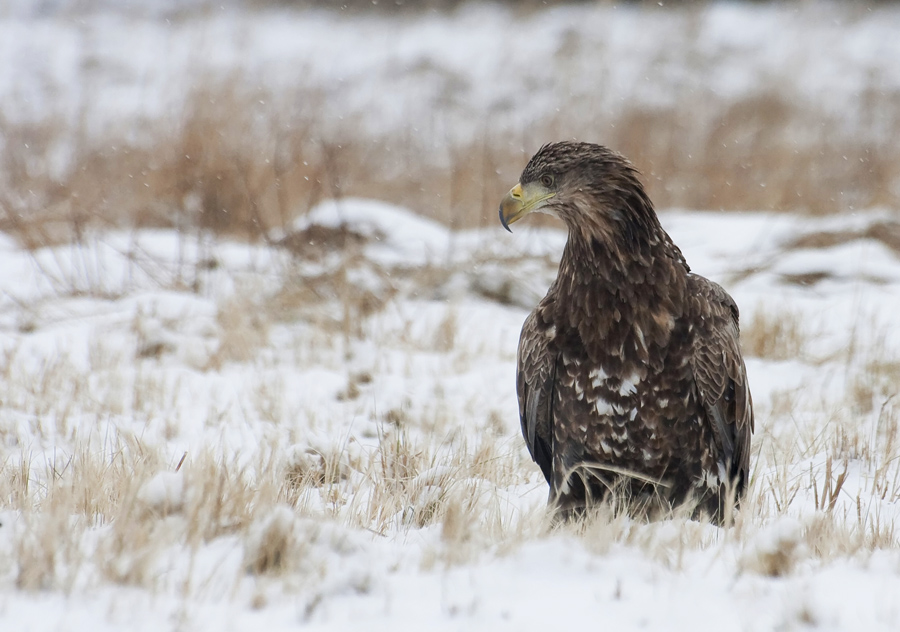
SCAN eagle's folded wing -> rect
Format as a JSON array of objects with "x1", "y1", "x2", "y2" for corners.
[
  {"x1": 517, "y1": 311, "x2": 556, "y2": 483},
  {"x1": 688, "y1": 277, "x2": 754, "y2": 493}
]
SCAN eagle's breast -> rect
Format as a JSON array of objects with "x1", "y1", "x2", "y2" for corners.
[{"x1": 549, "y1": 305, "x2": 715, "y2": 492}]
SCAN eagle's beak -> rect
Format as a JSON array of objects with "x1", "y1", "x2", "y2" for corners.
[{"x1": 499, "y1": 182, "x2": 554, "y2": 232}]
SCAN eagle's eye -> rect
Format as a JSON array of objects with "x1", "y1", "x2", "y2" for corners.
[{"x1": 540, "y1": 174, "x2": 555, "y2": 188}]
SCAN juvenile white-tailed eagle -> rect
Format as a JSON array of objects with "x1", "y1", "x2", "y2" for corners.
[{"x1": 500, "y1": 142, "x2": 753, "y2": 522}]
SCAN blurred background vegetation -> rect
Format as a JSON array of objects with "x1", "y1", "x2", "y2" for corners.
[{"x1": 1, "y1": 0, "x2": 899, "y2": 244}]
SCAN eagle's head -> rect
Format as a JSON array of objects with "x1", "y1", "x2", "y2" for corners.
[{"x1": 499, "y1": 141, "x2": 655, "y2": 241}]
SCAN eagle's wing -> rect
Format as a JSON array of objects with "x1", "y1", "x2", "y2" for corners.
[
  {"x1": 688, "y1": 276, "x2": 754, "y2": 494},
  {"x1": 517, "y1": 310, "x2": 555, "y2": 484}
]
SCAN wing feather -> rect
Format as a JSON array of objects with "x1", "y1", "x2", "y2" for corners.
[
  {"x1": 688, "y1": 276, "x2": 754, "y2": 493},
  {"x1": 517, "y1": 310, "x2": 555, "y2": 483}
]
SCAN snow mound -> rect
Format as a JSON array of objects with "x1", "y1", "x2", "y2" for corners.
[
  {"x1": 293, "y1": 198, "x2": 451, "y2": 265},
  {"x1": 740, "y1": 516, "x2": 805, "y2": 577},
  {"x1": 136, "y1": 471, "x2": 185, "y2": 516},
  {"x1": 773, "y1": 240, "x2": 900, "y2": 285},
  {"x1": 243, "y1": 506, "x2": 364, "y2": 582}
]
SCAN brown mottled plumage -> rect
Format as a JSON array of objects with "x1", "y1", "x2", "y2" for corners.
[{"x1": 499, "y1": 141, "x2": 753, "y2": 522}]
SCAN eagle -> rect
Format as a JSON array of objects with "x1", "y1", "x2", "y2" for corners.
[{"x1": 499, "y1": 141, "x2": 753, "y2": 523}]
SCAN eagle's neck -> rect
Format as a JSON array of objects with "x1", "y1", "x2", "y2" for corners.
[{"x1": 549, "y1": 212, "x2": 689, "y2": 366}]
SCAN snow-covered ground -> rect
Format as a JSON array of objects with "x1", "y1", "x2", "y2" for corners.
[
  {"x1": 2, "y1": 199, "x2": 900, "y2": 630},
  {"x1": 3, "y1": 1, "x2": 900, "y2": 629}
]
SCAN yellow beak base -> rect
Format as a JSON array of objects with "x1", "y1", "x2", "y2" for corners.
[
  {"x1": 499, "y1": 182, "x2": 555, "y2": 232},
  {"x1": 499, "y1": 183, "x2": 526, "y2": 232}
]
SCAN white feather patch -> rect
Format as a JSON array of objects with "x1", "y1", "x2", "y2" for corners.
[
  {"x1": 594, "y1": 398, "x2": 628, "y2": 417},
  {"x1": 618, "y1": 371, "x2": 641, "y2": 396},
  {"x1": 717, "y1": 462, "x2": 728, "y2": 482},
  {"x1": 589, "y1": 367, "x2": 609, "y2": 388},
  {"x1": 595, "y1": 399, "x2": 615, "y2": 416}
]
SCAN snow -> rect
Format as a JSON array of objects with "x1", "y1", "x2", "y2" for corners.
[
  {"x1": 0, "y1": 197, "x2": 899, "y2": 629},
  {"x1": 137, "y1": 471, "x2": 185, "y2": 515},
  {"x1": 295, "y1": 198, "x2": 453, "y2": 266},
  {"x1": 3, "y1": 1, "x2": 900, "y2": 629}
]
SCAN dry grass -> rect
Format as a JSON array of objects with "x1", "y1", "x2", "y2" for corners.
[
  {"x1": 849, "y1": 351, "x2": 900, "y2": 415},
  {"x1": 787, "y1": 221, "x2": 900, "y2": 255},
  {"x1": 741, "y1": 307, "x2": 810, "y2": 360},
  {"x1": 4, "y1": 263, "x2": 900, "y2": 603},
  {"x1": 209, "y1": 295, "x2": 271, "y2": 368},
  {"x1": 610, "y1": 90, "x2": 900, "y2": 214},
  {"x1": 3, "y1": 75, "x2": 900, "y2": 249}
]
